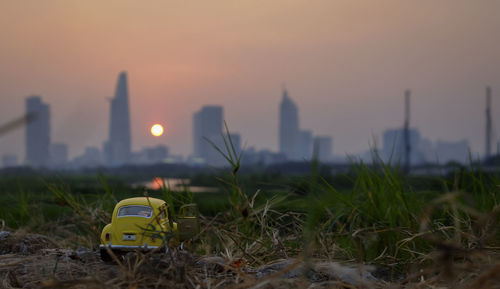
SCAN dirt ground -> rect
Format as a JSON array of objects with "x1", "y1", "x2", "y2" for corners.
[{"x1": 1, "y1": 231, "x2": 500, "y2": 289}]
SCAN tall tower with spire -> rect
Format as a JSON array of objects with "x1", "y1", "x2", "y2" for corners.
[
  {"x1": 105, "y1": 71, "x2": 131, "y2": 166},
  {"x1": 279, "y1": 87, "x2": 300, "y2": 160},
  {"x1": 485, "y1": 86, "x2": 492, "y2": 159}
]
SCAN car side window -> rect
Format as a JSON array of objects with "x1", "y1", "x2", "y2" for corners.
[{"x1": 179, "y1": 204, "x2": 198, "y2": 218}]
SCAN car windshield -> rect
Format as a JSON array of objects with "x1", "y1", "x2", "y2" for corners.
[{"x1": 117, "y1": 205, "x2": 153, "y2": 218}]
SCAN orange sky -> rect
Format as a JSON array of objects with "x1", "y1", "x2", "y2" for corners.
[{"x1": 1, "y1": 1, "x2": 500, "y2": 159}]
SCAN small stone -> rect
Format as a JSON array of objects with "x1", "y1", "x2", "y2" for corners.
[
  {"x1": 76, "y1": 247, "x2": 94, "y2": 262},
  {"x1": 0, "y1": 231, "x2": 11, "y2": 240}
]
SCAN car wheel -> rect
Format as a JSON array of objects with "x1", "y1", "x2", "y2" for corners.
[{"x1": 100, "y1": 248, "x2": 113, "y2": 262}]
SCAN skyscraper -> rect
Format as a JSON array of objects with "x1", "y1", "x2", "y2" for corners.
[
  {"x1": 104, "y1": 72, "x2": 131, "y2": 166},
  {"x1": 382, "y1": 128, "x2": 423, "y2": 164},
  {"x1": 228, "y1": 132, "x2": 242, "y2": 156},
  {"x1": 25, "y1": 96, "x2": 50, "y2": 167},
  {"x1": 279, "y1": 88, "x2": 300, "y2": 160},
  {"x1": 314, "y1": 136, "x2": 333, "y2": 162},
  {"x1": 50, "y1": 143, "x2": 68, "y2": 167},
  {"x1": 2, "y1": 154, "x2": 19, "y2": 168},
  {"x1": 435, "y1": 140, "x2": 469, "y2": 164},
  {"x1": 192, "y1": 106, "x2": 224, "y2": 165},
  {"x1": 298, "y1": 130, "x2": 313, "y2": 159}
]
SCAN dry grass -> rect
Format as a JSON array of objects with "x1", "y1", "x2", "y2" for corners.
[
  {"x1": 1, "y1": 152, "x2": 499, "y2": 288},
  {"x1": 0, "y1": 196, "x2": 499, "y2": 289}
]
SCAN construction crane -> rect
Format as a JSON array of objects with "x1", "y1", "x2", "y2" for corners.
[
  {"x1": 403, "y1": 90, "x2": 411, "y2": 173},
  {"x1": 485, "y1": 86, "x2": 492, "y2": 159},
  {"x1": 0, "y1": 113, "x2": 36, "y2": 138}
]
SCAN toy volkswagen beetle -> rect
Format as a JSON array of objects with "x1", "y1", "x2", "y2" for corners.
[{"x1": 100, "y1": 197, "x2": 199, "y2": 260}]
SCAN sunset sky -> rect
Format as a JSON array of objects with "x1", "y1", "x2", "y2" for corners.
[{"x1": 1, "y1": 1, "x2": 500, "y2": 160}]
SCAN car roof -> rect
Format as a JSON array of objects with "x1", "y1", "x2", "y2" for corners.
[{"x1": 115, "y1": 197, "x2": 166, "y2": 208}]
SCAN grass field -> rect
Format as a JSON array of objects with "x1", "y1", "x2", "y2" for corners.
[{"x1": 0, "y1": 157, "x2": 499, "y2": 287}]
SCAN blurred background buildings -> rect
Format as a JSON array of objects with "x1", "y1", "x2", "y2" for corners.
[
  {"x1": 25, "y1": 96, "x2": 50, "y2": 168},
  {"x1": 103, "y1": 72, "x2": 132, "y2": 166},
  {"x1": 0, "y1": 72, "x2": 493, "y2": 170}
]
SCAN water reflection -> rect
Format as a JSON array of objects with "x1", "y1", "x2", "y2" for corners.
[{"x1": 135, "y1": 177, "x2": 218, "y2": 193}]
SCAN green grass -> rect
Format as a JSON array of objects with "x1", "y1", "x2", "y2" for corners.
[{"x1": 0, "y1": 159, "x2": 499, "y2": 274}]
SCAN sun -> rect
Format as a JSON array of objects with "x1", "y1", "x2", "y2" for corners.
[{"x1": 150, "y1": 124, "x2": 164, "y2": 137}]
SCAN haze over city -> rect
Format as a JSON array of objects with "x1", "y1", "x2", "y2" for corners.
[{"x1": 2, "y1": 1, "x2": 500, "y2": 161}]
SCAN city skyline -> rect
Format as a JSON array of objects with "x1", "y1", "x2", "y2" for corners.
[
  {"x1": 0, "y1": 79, "x2": 497, "y2": 166},
  {"x1": 1, "y1": 1, "x2": 500, "y2": 160},
  {"x1": 3, "y1": 77, "x2": 481, "y2": 168}
]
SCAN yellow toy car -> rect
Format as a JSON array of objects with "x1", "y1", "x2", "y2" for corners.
[{"x1": 100, "y1": 197, "x2": 198, "y2": 260}]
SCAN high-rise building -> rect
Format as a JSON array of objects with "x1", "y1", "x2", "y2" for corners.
[
  {"x1": 193, "y1": 111, "x2": 203, "y2": 159},
  {"x1": 2, "y1": 154, "x2": 19, "y2": 168},
  {"x1": 382, "y1": 128, "x2": 424, "y2": 164},
  {"x1": 50, "y1": 143, "x2": 68, "y2": 167},
  {"x1": 73, "y1": 146, "x2": 103, "y2": 168},
  {"x1": 192, "y1": 106, "x2": 224, "y2": 165},
  {"x1": 298, "y1": 130, "x2": 313, "y2": 159},
  {"x1": 279, "y1": 88, "x2": 300, "y2": 160},
  {"x1": 104, "y1": 72, "x2": 131, "y2": 166},
  {"x1": 145, "y1": 145, "x2": 169, "y2": 163},
  {"x1": 435, "y1": 140, "x2": 469, "y2": 164},
  {"x1": 314, "y1": 136, "x2": 333, "y2": 162},
  {"x1": 25, "y1": 96, "x2": 50, "y2": 167},
  {"x1": 130, "y1": 145, "x2": 169, "y2": 165},
  {"x1": 241, "y1": 147, "x2": 286, "y2": 166},
  {"x1": 228, "y1": 133, "x2": 242, "y2": 156}
]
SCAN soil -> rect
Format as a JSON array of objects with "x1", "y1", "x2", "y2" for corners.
[{"x1": 1, "y1": 231, "x2": 499, "y2": 289}]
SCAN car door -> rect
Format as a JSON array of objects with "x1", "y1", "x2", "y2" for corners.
[
  {"x1": 157, "y1": 203, "x2": 174, "y2": 232},
  {"x1": 177, "y1": 204, "x2": 199, "y2": 241}
]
